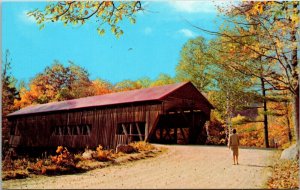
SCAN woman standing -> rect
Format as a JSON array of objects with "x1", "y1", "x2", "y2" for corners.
[{"x1": 228, "y1": 129, "x2": 240, "y2": 165}]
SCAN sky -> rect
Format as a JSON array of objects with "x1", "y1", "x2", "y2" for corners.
[{"x1": 2, "y1": 1, "x2": 229, "y2": 85}]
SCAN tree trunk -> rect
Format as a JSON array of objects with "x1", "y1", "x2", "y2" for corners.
[
  {"x1": 260, "y1": 77, "x2": 269, "y2": 148},
  {"x1": 294, "y1": 88, "x2": 299, "y2": 142},
  {"x1": 284, "y1": 100, "x2": 292, "y2": 143},
  {"x1": 226, "y1": 90, "x2": 231, "y2": 137},
  {"x1": 291, "y1": 1, "x2": 299, "y2": 143}
]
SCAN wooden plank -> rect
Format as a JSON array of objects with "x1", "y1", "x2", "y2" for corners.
[
  {"x1": 145, "y1": 111, "x2": 149, "y2": 140},
  {"x1": 122, "y1": 124, "x2": 128, "y2": 136},
  {"x1": 146, "y1": 113, "x2": 160, "y2": 142},
  {"x1": 122, "y1": 124, "x2": 128, "y2": 143},
  {"x1": 174, "y1": 127, "x2": 177, "y2": 143},
  {"x1": 180, "y1": 128, "x2": 187, "y2": 143},
  {"x1": 129, "y1": 123, "x2": 133, "y2": 143},
  {"x1": 135, "y1": 123, "x2": 143, "y2": 141}
]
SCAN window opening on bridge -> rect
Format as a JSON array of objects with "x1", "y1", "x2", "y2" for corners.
[
  {"x1": 116, "y1": 122, "x2": 145, "y2": 141},
  {"x1": 51, "y1": 124, "x2": 92, "y2": 136}
]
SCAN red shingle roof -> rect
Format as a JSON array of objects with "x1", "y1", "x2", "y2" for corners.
[{"x1": 8, "y1": 82, "x2": 193, "y2": 117}]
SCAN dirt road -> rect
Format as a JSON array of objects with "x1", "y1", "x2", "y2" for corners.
[{"x1": 3, "y1": 145, "x2": 276, "y2": 189}]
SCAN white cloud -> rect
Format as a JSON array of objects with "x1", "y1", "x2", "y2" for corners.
[
  {"x1": 144, "y1": 27, "x2": 153, "y2": 35},
  {"x1": 178, "y1": 28, "x2": 196, "y2": 38},
  {"x1": 167, "y1": 0, "x2": 234, "y2": 13},
  {"x1": 19, "y1": 10, "x2": 36, "y2": 24}
]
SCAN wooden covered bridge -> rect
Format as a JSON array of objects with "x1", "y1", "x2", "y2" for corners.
[{"x1": 7, "y1": 82, "x2": 214, "y2": 150}]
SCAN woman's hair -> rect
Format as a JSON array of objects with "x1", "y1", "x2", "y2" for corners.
[{"x1": 233, "y1": 129, "x2": 237, "y2": 134}]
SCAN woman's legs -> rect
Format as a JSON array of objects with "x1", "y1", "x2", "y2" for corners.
[{"x1": 234, "y1": 155, "x2": 239, "y2": 165}]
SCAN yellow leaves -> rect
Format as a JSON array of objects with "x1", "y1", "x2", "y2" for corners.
[
  {"x1": 268, "y1": 160, "x2": 299, "y2": 189},
  {"x1": 250, "y1": 2, "x2": 265, "y2": 15},
  {"x1": 290, "y1": 14, "x2": 299, "y2": 24},
  {"x1": 97, "y1": 7, "x2": 104, "y2": 17},
  {"x1": 254, "y1": 3, "x2": 264, "y2": 14}
]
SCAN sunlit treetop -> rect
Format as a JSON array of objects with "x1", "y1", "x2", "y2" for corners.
[{"x1": 27, "y1": 1, "x2": 142, "y2": 38}]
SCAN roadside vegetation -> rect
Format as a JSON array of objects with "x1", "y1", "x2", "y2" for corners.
[
  {"x1": 2, "y1": 141, "x2": 163, "y2": 181},
  {"x1": 267, "y1": 151, "x2": 299, "y2": 189}
]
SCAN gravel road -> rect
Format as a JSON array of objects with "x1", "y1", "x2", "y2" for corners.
[{"x1": 2, "y1": 145, "x2": 276, "y2": 189}]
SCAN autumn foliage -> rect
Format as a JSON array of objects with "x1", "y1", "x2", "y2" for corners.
[
  {"x1": 268, "y1": 159, "x2": 299, "y2": 189},
  {"x1": 2, "y1": 143, "x2": 159, "y2": 180}
]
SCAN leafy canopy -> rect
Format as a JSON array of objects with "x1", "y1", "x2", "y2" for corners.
[{"x1": 28, "y1": 1, "x2": 142, "y2": 38}]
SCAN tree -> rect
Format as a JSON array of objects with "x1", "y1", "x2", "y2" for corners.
[
  {"x1": 228, "y1": 2, "x2": 299, "y2": 142},
  {"x1": 67, "y1": 62, "x2": 94, "y2": 99},
  {"x1": 207, "y1": 64, "x2": 256, "y2": 136},
  {"x1": 14, "y1": 61, "x2": 93, "y2": 109},
  {"x1": 150, "y1": 73, "x2": 175, "y2": 87},
  {"x1": 192, "y1": 1, "x2": 299, "y2": 143},
  {"x1": 28, "y1": 1, "x2": 142, "y2": 37},
  {"x1": 136, "y1": 77, "x2": 152, "y2": 88},
  {"x1": 91, "y1": 78, "x2": 113, "y2": 95},
  {"x1": 207, "y1": 32, "x2": 274, "y2": 147},
  {"x1": 2, "y1": 50, "x2": 19, "y2": 141},
  {"x1": 114, "y1": 79, "x2": 142, "y2": 92},
  {"x1": 176, "y1": 37, "x2": 215, "y2": 92}
]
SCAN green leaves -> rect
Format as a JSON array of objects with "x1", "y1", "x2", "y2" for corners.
[
  {"x1": 175, "y1": 37, "x2": 214, "y2": 92},
  {"x1": 111, "y1": 25, "x2": 117, "y2": 34},
  {"x1": 97, "y1": 28, "x2": 105, "y2": 36},
  {"x1": 129, "y1": 17, "x2": 136, "y2": 24},
  {"x1": 29, "y1": 1, "x2": 142, "y2": 38},
  {"x1": 39, "y1": 24, "x2": 45, "y2": 30}
]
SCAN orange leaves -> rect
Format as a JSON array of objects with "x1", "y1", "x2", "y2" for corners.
[
  {"x1": 35, "y1": 160, "x2": 43, "y2": 168},
  {"x1": 91, "y1": 79, "x2": 113, "y2": 95},
  {"x1": 95, "y1": 145, "x2": 110, "y2": 162},
  {"x1": 104, "y1": 1, "x2": 112, "y2": 7},
  {"x1": 51, "y1": 155, "x2": 57, "y2": 163},
  {"x1": 41, "y1": 167, "x2": 47, "y2": 174},
  {"x1": 56, "y1": 146, "x2": 63, "y2": 154},
  {"x1": 52, "y1": 146, "x2": 75, "y2": 167}
]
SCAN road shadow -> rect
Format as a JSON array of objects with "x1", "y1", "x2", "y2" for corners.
[{"x1": 239, "y1": 164, "x2": 273, "y2": 168}]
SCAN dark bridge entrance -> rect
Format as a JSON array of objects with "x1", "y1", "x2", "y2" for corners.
[{"x1": 148, "y1": 111, "x2": 207, "y2": 145}]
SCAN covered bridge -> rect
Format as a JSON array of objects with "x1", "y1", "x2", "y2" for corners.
[{"x1": 7, "y1": 82, "x2": 214, "y2": 150}]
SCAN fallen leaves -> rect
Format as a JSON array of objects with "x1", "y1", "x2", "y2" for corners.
[{"x1": 267, "y1": 159, "x2": 299, "y2": 189}]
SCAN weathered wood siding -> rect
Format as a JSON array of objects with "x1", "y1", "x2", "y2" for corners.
[
  {"x1": 9, "y1": 103, "x2": 162, "y2": 149},
  {"x1": 8, "y1": 82, "x2": 214, "y2": 150},
  {"x1": 163, "y1": 83, "x2": 212, "y2": 119}
]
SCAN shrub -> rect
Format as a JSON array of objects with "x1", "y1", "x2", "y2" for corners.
[
  {"x1": 74, "y1": 153, "x2": 83, "y2": 162},
  {"x1": 82, "y1": 149, "x2": 95, "y2": 160},
  {"x1": 94, "y1": 145, "x2": 111, "y2": 162},
  {"x1": 232, "y1": 114, "x2": 249, "y2": 125},
  {"x1": 116, "y1": 144, "x2": 136, "y2": 154},
  {"x1": 27, "y1": 146, "x2": 79, "y2": 175},
  {"x1": 129, "y1": 141, "x2": 155, "y2": 152}
]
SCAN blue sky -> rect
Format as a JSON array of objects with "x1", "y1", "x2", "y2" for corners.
[{"x1": 2, "y1": 1, "x2": 227, "y2": 85}]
